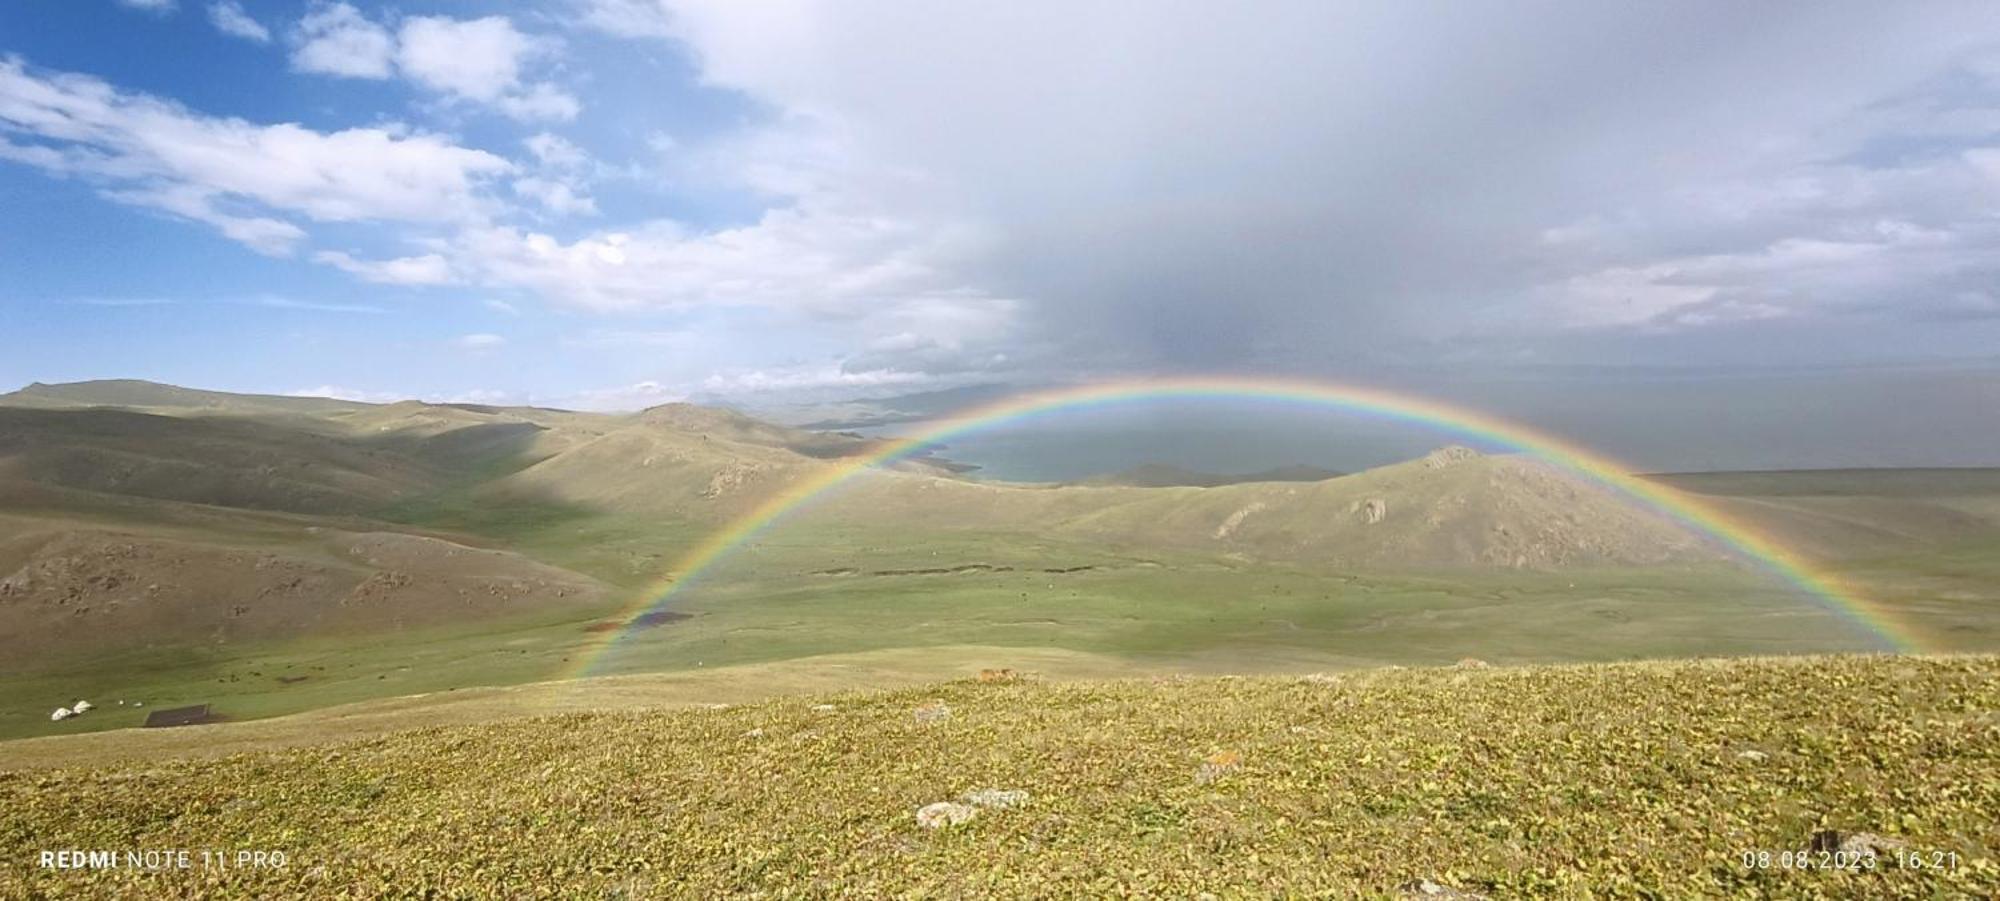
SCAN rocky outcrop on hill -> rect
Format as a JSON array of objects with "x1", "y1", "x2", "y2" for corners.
[{"x1": 1423, "y1": 446, "x2": 1482, "y2": 469}]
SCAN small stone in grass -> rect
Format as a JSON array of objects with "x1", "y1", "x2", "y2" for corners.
[
  {"x1": 1196, "y1": 750, "x2": 1242, "y2": 784},
  {"x1": 811, "y1": 704, "x2": 835, "y2": 712},
  {"x1": 963, "y1": 788, "x2": 1028, "y2": 809},
  {"x1": 1810, "y1": 830, "x2": 1908, "y2": 857},
  {"x1": 1840, "y1": 832, "x2": 1908, "y2": 856},
  {"x1": 913, "y1": 701, "x2": 952, "y2": 724},
  {"x1": 1735, "y1": 749, "x2": 1768, "y2": 762},
  {"x1": 1397, "y1": 878, "x2": 1488, "y2": 899},
  {"x1": 915, "y1": 801, "x2": 979, "y2": 829}
]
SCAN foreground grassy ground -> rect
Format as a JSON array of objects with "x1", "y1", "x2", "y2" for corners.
[
  {"x1": 0, "y1": 646, "x2": 1149, "y2": 770},
  {"x1": 3, "y1": 655, "x2": 1993, "y2": 897}
]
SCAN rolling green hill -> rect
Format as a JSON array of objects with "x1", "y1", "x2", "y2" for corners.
[
  {"x1": 0, "y1": 379, "x2": 368, "y2": 419},
  {"x1": 1077, "y1": 462, "x2": 1346, "y2": 487},
  {"x1": 1, "y1": 379, "x2": 1997, "y2": 747}
]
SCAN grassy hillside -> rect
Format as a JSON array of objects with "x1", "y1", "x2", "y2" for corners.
[
  {"x1": 0, "y1": 407, "x2": 438, "y2": 514},
  {"x1": 0, "y1": 379, "x2": 368, "y2": 419},
  {"x1": 1076, "y1": 462, "x2": 1346, "y2": 487},
  {"x1": 2, "y1": 655, "x2": 1992, "y2": 897},
  {"x1": 644, "y1": 448, "x2": 1730, "y2": 569},
  {"x1": 5, "y1": 527, "x2": 1892, "y2": 742},
  {"x1": 0, "y1": 521, "x2": 611, "y2": 665},
  {"x1": 2, "y1": 380, "x2": 1998, "y2": 747},
  {"x1": 8, "y1": 504, "x2": 1991, "y2": 742},
  {"x1": 1653, "y1": 468, "x2": 2000, "y2": 559}
]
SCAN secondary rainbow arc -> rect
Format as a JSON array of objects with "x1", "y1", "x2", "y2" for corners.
[{"x1": 567, "y1": 376, "x2": 1924, "y2": 677}]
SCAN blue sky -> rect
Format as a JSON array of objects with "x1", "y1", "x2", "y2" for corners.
[
  {"x1": 4, "y1": 2, "x2": 2000, "y2": 412},
  {"x1": 0, "y1": 0, "x2": 831, "y2": 407}
]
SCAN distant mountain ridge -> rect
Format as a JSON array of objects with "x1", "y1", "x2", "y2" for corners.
[
  {"x1": 3, "y1": 379, "x2": 367, "y2": 417},
  {"x1": 0, "y1": 379, "x2": 1748, "y2": 569},
  {"x1": 2, "y1": 378, "x2": 1997, "y2": 672},
  {"x1": 1075, "y1": 462, "x2": 1345, "y2": 488}
]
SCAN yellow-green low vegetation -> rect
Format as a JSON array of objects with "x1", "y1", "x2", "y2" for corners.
[{"x1": 3, "y1": 654, "x2": 1993, "y2": 897}]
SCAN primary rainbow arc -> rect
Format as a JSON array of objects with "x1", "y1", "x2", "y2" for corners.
[{"x1": 568, "y1": 375, "x2": 1924, "y2": 677}]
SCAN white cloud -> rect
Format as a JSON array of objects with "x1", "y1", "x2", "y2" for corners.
[
  {"x1": 236, "y1": 296, "x2": 383, "y2": 314},
  {"x1": 65, "y1": 296, "x2": 178, "y2": 307},
  {"x1": 574, "y1": 0, "x2": 674, "y2": 39},
  {"x1": 511, "y1": 176, "x2": 597, "y2": 216},
  {"x1": 207, "y1": 1, "x2": 270, "y2": 43},
  {"x1": 513, "y1": 132, "x2": 598, "y2": 214},
  {"x1": 565, "y1": 379, "x2": 686, "y2": 411},
  {"x1": 839, "y1": 324, "x2": 1020, "y2": 377},
  {"x1": 1528, "y1": 150, "x2": 2000, "y2": 331},
  {"x1": 291, "y1": 384, "x2": 516, "y2": 404},
  {"x1": 698, "y1": 364, "x2": 935, "y2": 395},
  {"x1": 291, "y1": 385, "x2": 405, "y2": 403},
  {"x1": 442, "y1": 388, "x2": 517, "y2": 404},
  {"x1": 103, "y1": 184, "x2": 308, "y2": 256},
  {"x1": 454, "y1": 332, "x2": 507, "y2": 349},
  {"x1": 560, "y1": 327, "x2": 699, "y2": 348},
  {"x1": 396, "y1": 16, "x2": 537, "y2": 102},
  {"x1": 285, "y1": 12, "x2": 579, "y2": 122},
  {"x1": 1962, "y1": 147, "x2": 2000, "y2": 184},
  {"x1": 313, "y1": 250, "x2": 457, "y2": 285},
  {"x1": 117, "y1": 0, "x2": 177, "y2": 13},
  {"x1": 0, "y1": 57, "x2": 511, "y2": 253},
  {"x1": 443, "y1": 208, "x2": 999, "y2": 314},
  {"x1": 524, "y1": 132, "x2": 588, "y2": 169},
  {"x1": 484, "y1": 298, "x2": 519, "y2": 315},
  {"x1": 290, "y1": 2, "x2": 394, "y2": 79},
  {"x1": 494, "y1": 83, "x2": 581, "y2": 123}
]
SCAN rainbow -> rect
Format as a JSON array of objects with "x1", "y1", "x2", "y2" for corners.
[{"x1": 569, "y1": 376, "x2": 1924, "y2": 676}]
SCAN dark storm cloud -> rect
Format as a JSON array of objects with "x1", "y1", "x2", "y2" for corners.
[{"x1": 597, "y1": 0, "x2": 2000, "y2": 377}]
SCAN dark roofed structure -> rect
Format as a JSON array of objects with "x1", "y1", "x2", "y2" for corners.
[{"x1": 142, "y1": 704, "x2": 217, "y2": 728}]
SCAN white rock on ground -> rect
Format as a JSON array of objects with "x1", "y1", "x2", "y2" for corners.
[
  {"x1": 963, "y1": 789, "x2": 1029, "y2": 809},
  {"x1": 1398, "y1": 878, "x2": 1489, "y2": 899},
  {"x1": 1830, "y1": 831, "x2": 1909, "y2": 857},
  {"x1": 915, "y1": 802, "x2": 980, "y2": 829}
]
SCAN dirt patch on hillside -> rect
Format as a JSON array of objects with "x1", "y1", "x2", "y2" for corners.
[
  {"x1": 581, "y1": 611, "x2": 692, "y2": 633},
  {"x1": 812, "y1": 563, "x2": 1102, "y2": 578}
]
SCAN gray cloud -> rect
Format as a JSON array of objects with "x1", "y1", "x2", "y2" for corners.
[{"x1": 590, "y1": 1, "x2": 2000, "y2": 377}]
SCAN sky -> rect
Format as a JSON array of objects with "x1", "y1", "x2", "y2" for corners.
[{"x1": 3, "y1": 1, "x2": 2000, "y2": 427}]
